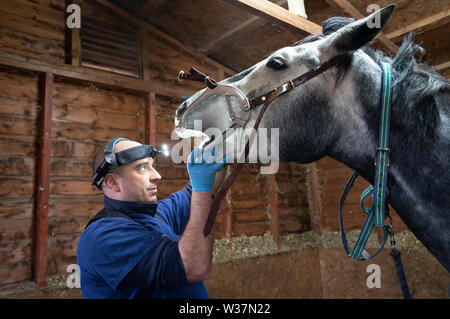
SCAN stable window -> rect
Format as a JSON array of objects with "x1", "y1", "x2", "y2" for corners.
[{"x1": 79, "y1": 17, "x2": 141, "y2": 78}]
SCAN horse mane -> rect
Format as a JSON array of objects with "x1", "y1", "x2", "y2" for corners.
[{"x1": 294, "y1": 17, "x2": 450, "y2": 137}]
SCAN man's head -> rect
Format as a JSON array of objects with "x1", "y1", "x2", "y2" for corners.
[{"x1": 92, "y1": 139, "x2": 161, "y2": 202}]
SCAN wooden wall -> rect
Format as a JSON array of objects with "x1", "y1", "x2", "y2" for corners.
[
  {"x1": 0, "y1": 0, "x2": 237, "y2": 285},
  {"x1": 47, "y1": 79, "x2": 147, "y2": 275},
  {"x1": 0, "y1": 67, "x2": 40, "y2": 284}
]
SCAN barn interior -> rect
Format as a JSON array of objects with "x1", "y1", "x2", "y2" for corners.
[{"x1": 0, "y1": 0, "x2": 449, "y2": 298}]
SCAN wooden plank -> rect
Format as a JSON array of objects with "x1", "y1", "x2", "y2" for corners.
[
  {"x1": 0, "y1": 197, "x2": 34, "y2": 219},
  {"x1": 48, "y1": 195, "x2": 103, "y2": 219},
  {"x1": 87, "y1": 0, "x2": 236, "y2": 76},
  {"x1": 0, "y1": 116, "x2": 38, "y2": 136},
  {"x1": 66, "y1": 0, "x2": 81, "y2": 67},
  {"x1": 51, "y1": 121, "x2": 143, "y2": 144},
  {"x1": 81, "y1": 49, "x2": 140, "y2": 69},
  {"x1": 0, "y1": 177, "x2": 34, "y2": 197},
  {"x1": 435, "y1": 61, "x2": 450, "y2": 71},
  {"x1": 145, "y1": 93, "x2": 156, "y2": 146},
  {"x1": 135, "y1": 0, "x2": 169, "y2": 20},
  {"x1": 50, "y1": 178, "x2": 100, "y2": 196},
  {"x1": 0, "y1": 0, "x2": 65, "y2": 30},
  {"x1": 0, "y1": 53, "x2": 196, "y2": 97},
  {"x1": 386, "y1": 9, "x2": 450, "y2": 43},
  {"x1": 224, "y1": 0, "x2": 322, "y2": 35},
  {"x1": 268, "y1": 174, "x2": 280, "y2": 249},
  {"x1": 305, "y1": 162, "x2": 324, "y2": 234},
  {"x1": 325, "y1": 0, "x2": 398, "y2": 54},
  {"x1": 199, "y1": 0, "x2": 287, "y2": 55},
  {"x1": 0, "y1": 156, "x2": 36, "y2": 176},
  {"x1": 50, "y1": 158, "x2": 92, "y2": 178},
  {"x1": 140, "y1": 28, "x2": 150, "y2": 81},
  {"x1": 0, "y1": 27, "x2": 65, "y2": 65},
  {"x1": 34, "y1": 72, "x2": 53, "y2": 287},
  {"x1": 53, "y1": 81, "x2": 144, "y2": 113},
  {"x1": 0, "y1": 10, "x2": 64, "y2": 41}
]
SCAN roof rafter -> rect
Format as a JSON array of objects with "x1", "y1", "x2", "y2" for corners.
[
  {"x1": 199, "y1": 0, "x2": 287, "y2": 55},
  {"x1": 134, "y1": 0, "x2": 168, "y2": 20},
  {"x1": 223, "y1": 0, "x2": 322, "y2": 35},
  {"x1": 386, "y1": 9, "x2": 450, "y2": 43}
]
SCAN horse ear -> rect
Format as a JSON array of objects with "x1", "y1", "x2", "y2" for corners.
[{"x1": 329, "y1": 4, "x2": 395, "y2": 53}]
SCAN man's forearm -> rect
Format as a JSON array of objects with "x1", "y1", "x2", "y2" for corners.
[{"x1": 178, "y1": 190, "x2": 213, "y2": 283}]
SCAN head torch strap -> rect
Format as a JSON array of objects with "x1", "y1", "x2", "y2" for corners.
[
  {"x1": 115, "y1": 145, "x2": 159, "y2": 165},
  {"x1": 92, "y1": 143, "x2": 160, "y2": 190},
  {"x1": 104, "y1": 137, "x2": 129, "y2": 154}
]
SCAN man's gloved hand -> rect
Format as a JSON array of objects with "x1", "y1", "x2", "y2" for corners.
[{"x1": 187, "y1": 147, "x2": 228, "y2": 192}]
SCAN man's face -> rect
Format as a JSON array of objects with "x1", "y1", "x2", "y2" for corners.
[{"x1": 109, "y1": 141, "x2": 162, "y2": 202}]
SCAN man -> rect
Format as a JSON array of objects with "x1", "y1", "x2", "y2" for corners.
[{"x1": 77, "y1": 137, "x2": 227, "y2": 298}]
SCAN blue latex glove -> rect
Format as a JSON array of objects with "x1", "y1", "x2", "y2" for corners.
[{"x1": 187, "y1": 147, "x2": 228, "y2": 192}]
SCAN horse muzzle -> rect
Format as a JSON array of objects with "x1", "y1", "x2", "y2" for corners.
[{"x1": 174, "y1": 82, "x2": 252, "y2": 141}]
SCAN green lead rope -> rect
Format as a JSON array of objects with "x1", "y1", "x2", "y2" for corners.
[{"x1": 339, "y1": 62, "x2": 393, "y2": 261}]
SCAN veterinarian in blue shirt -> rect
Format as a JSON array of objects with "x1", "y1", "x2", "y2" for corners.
[{"x1": 77, "y1": 138, "x2": 227, "y2": 298}]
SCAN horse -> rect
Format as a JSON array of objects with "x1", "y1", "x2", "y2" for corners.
[{"x1": 174, "y1": 5, "x2": 450, "y2": 272}]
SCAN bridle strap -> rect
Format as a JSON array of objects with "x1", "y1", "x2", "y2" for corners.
[
  {"x1": 249, "y1": 53, "x2": 351, "y2": 108},
  {"x1": 204, "y1": 90, "x2": 281, "y2": 236}
]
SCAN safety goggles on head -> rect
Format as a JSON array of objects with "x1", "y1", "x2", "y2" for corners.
[{"x1": 92, "y1": 137, "x2": 170, "y2": 190}]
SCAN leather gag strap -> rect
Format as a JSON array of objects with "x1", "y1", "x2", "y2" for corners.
[
  {"x1": 179, "y1": 67, "x2": 218, "y2": 89},
  {"x1": 203, "y1": 90, "x2": 283, "y2": 237}
]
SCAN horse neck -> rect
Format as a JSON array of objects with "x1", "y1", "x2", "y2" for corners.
[{"x1": 328, "y1": 99, "x2": 450, "y2": 271}]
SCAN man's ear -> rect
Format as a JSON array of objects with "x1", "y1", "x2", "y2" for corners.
[
  {"x1": 103, "y1": 174, "x2": 120, "y2": 192},
  {"x1": 328, "y1": 4, "x2": 395, "y2": 53}
]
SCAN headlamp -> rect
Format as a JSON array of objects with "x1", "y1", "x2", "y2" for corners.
[{"x1": 92, "y1": 138, "x2": 170, "y2": 190}]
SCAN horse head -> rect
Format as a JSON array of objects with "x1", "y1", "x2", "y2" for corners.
[{"x1": 175, "y1": 5, "x2": 395, "y2": 165}]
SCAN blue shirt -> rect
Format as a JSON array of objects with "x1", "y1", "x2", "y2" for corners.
[{"x1": 76, "y1": 184, "x2": 208, "y2": 299}]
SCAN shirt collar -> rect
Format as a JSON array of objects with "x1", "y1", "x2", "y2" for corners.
[{"x1": 104, "y1": 195, "x2": 158, "y2": 216}]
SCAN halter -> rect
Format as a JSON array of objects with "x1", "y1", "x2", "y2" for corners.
[{"x1": 178, "y1": 52, "x2": 351, "y2": 236}]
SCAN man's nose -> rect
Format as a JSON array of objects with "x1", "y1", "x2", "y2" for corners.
[{"x1": 150, "y1": 167, "x2": 161, "y2": 182}]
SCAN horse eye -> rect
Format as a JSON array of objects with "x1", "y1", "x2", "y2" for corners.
[{"x1": 267, "y1": 57, "x2": 287, "y2": 70}]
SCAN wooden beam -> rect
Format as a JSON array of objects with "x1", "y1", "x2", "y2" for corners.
[
  {"x1": 305, "y1": 162, "x2": 324, "y2": 235},
  {"x1": 140, "y1": 28, "x2": 150, "y2": 81},
  {"x1": 87, "y1": 0, "x2": 235, "y2": 76},
  {"x1": 199, "y1": 0, "x2": 287, "y2": 55},
  {"x1": 34, "y1": 72, "x2": 53, "y2": 287},
  {"x1": 145, "y1": 92, "x2": 156, "y2": 146},
  {"x1": 386, "y1": 9, "x2": 450, "y2": 43},
  {"x1": 325, "y1": 0, "x2": 398, "y2": 54},
  {"x1": 268, "y1": 174, "x2": 280, "y2": 249},
  {"x1": 135, "y1": 0, "x2": 168, "y2": 20},
  {"x1": 0, "y1": 53, "x2": 196, "y2": 97},
  {"x1": 287, "y1": 0, "x2": 307, "y2": 19},
  {"x1": 224, "y1": 0, "x2": 322, "y2": 35},
  {"x1": 65, "y1": 0, "x2": 81, "y2": 66},
  {"x1": 225, "y1": 193, "x2": 233, "y2": 249},
  {"x1": 435, "y1": 61, "x2": 450, "y2": 71}
]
